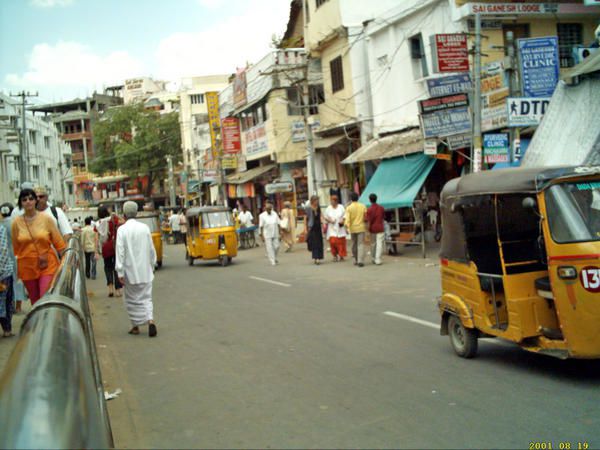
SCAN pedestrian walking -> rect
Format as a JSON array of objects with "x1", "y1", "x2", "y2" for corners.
[
  {"x1": 97, "y1": 206, "x2": 123, "y2": 298},
  {"x1": 116, "y1": 201, "x2": 158, "y2": 337},
  {"x1": 344, "y1": 192, "x2": 367, "y2": 267},
  {"x1": 169, "y1": 210, "x2": 181, "y2": 243},
  {"x1": 179, "y1": 209, "x2": 188, "y2": 242},
  {"x1": 0, "y1": 222, "x2": 15, "y2": 337},
  {"x1": 366, "y1": 193, "x2": 385, "y2": 265},
  {"x1": 324, "y1": 195, "x2": 347, "y2": 262},
  {"x1": 259, "y1": 201, "x2": 280, "y2": 266},
  {"x1": 238, "y1": 204, "x2": 253, "y2": 228},
  {"x1": 1, "y1": 203, "x2": 27, "y2": 315},
  {"x1": 304, "y1": 195, "x2": 324, "y2": 264},
  {"x1": 279, "y1": 201, "x2": 296, "y2": 252},
  {"x1": 11, "y1": 188, "x2": 66, "y2": 304},
  {"x1": 81, "y1": 216, "x2": 99, "y2": 279}
]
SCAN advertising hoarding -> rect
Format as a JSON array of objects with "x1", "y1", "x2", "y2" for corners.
[
  {"x1": 518, "y1": 36, "x2": 560, "y2": 98},
  {"x1": 507, "y1": 97, "x2": 551, "y2": 127},
  {"x1": 420, "y1": 106, "x2": 471, "y2": 139},
  {"x1": 426, "y1": 73, "x2": 472, "y2": 97},
  {"x1": 431, "y1": 34, "x2": 469, "y2": 73}
]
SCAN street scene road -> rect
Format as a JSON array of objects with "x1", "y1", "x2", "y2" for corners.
[{"x1": 80, "y1": 242, "x2": 600, "y2": 449}]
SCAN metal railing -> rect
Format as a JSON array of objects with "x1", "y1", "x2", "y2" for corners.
[{"x1": 0, "y1": 238, "x2": 114, "y2": 449}]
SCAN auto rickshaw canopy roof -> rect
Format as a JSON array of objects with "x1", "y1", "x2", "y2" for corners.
[
  {"x1": 186, "y1": 206, "x2": 231, "y2": 218},
  {"x1": 444, "y1": 165, "x2": 598, "y2": 198}
]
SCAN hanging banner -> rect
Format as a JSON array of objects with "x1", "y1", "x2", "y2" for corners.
[
  {"x1": 507, "y1": 97, "x2": 551, "y2": 127},
  {"x1": 206, "y1": 91, "x2": 221, "y2": 158},
  {"x1": 233, "y1": 69, "x2": 247, "y2": 109},
  {"x1": 221, "y1": 117, "x2": 241, "y2": 155},
  {"x1": 426, "y1": 73, "x2": 471, "y2": 97},
  {"x1": 482, "y1": 104, "x2": 509, "y2": 132},
  {"x1": 483, "y1": 133, "x2": 509, "y2": 163},
  {"x1": 431, "y1": 34, "x2": 469, "y2": 73},
  {"x1": 518, "y1": 36, "x2": 560, "y2": 98},
  {"x1": 447, "y1": 134, "x2": 471, "y2": 150}
]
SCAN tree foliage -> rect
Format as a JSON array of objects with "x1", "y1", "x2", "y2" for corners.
[{"x1": 90, "y1": 104, "x2": 181, "y2": 197}]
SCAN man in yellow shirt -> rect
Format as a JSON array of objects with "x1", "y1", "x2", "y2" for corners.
[{"x1": 344, "y1": 192, "x2": 367, "y2": 267}]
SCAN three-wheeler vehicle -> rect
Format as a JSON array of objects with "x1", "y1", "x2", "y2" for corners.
[
  {"x1": 185, "y1": 206, "x2": 238, "y2": 267},
  {"x1": 136, "y1": 211, "x2": 163, "y2": 269},
  {"x1": 438, "y1": 166, "x2": 600, "y2": 359}
]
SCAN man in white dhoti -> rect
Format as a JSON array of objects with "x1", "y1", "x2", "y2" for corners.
[
  {"x1": 116, "y1": 201, "x2": 158, "y2": 337},
  {"x1": 259, "y1": 201, "x2": 280, "y2": 266}
]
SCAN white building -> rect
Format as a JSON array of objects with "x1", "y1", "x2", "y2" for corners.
[
  {"x1": 123, "y1": 77, "x2": 168, "y2": 105},
  {"x1": 0, "y1": 93, "x2": 74, "y2": 206}
]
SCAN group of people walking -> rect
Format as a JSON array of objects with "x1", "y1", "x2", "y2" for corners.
[
  {"x1": 256, "y1": 192, "x2": 386, "y2": 267},
  {"x1": 0, "y1": 187, "x2": 158, "y2": 339}
]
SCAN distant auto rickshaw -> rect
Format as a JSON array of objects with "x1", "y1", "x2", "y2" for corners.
[
  {"x1": 136, "y1": 212, "x2": 163, "y2": 268},
  {"x1": 438, "y1": 166, "x2": 600, "y2": 359},
  {"x1": 185, "y1": 206, "x2": 238, "y2": 266}
]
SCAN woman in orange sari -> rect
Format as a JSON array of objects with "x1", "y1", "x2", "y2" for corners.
[{"x1": 11, "y1": 189, "x2": 66, "y2": 304}]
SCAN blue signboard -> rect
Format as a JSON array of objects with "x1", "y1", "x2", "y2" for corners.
[
  {"x1": 420, "y1": 106, "x2": 471, "y2": 139},
  {"x1": 518, "y1": 36, "x2": 560, "y2": 98},
  {"x1": 426, "y1": 73, "x2": 472, "y2": 97}
]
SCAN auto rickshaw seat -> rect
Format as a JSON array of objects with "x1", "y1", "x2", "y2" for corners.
[
  {"x1": 535, "y1": 276, "x2": 554, "y2": 299},
  {"x1": 479, "y1": 276, "x2": 504, "y2": 293}
]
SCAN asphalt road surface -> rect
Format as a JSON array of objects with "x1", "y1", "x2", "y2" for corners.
[{"x1": 5, "y1": 241, "x2": 600, "y2": 449}]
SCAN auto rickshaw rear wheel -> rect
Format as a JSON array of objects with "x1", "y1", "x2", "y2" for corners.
[
  {"x1": 219, "y1": 256, "x2": 228, "y2": 267},
  {"x1": 448, "y1": 315, "x2": 478, "y2": 358}
]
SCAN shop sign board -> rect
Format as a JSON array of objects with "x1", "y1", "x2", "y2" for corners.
[
  {"x1": 265, "y1": 182, "x2": 294, "y2": 194},
  {"x1": 431, "y1": 34, "x2": 469, "y2": 73},
  {"x1": 244, "y1": 123, "x2": 269, "y2": 157},
  {"x1": 202, "y1": 169, "x2": 218, "y2": 183},
  {"x1": 233, "y1": 69, "x2": 247, "y2": 109},
  {"x1": 221, "y1": 117, "x2": 241, "y2": 154},
  {"x1": 291, "y1": 121, "x2": 306, "y2": 143},
  {"x1": 483, "y1": 87, "x2": 509, "y2": 109},
  {"x1": 447, "y1": 133, "x2": 472, "y2": 150},
  {"x1": 222, "y1": 156, "x2": 238, "y2": 169},
  {"x1": 481, "y1": 74, "x2": 506, "y2": 94},
  {"x1": 507, "y1": 97, "x2": 551, "y2": 127},
  {"x1": 206, "y1": 91, "x2": 221, "y2": 158},
  {"x1": 518, "y1": 36, "x2": 560, "y2": 98},
  {"x1": 426, "y1": 73, "x2": 471, "y2": 97},
  {"x1": 421, "y1": 106, "x2": 471, "y2": 139},
  {"x1": 481, "y1": 104, "x2": 509, "y2": 132},
  {"x1": 424, "y1": 140, "x2": 438, "y2": 156},
  {"x1": 418, "y1": 93, "x2": 468, "y2": 114},
  {"x1": 461, "y1": 3, "x2": 559, "y2": 15},
  {"x1": 483, "y1": 133, "x2": 509, "y2": 163}
]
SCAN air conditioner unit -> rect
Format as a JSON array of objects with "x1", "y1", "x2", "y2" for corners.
[{"x1": 572, "y1": 46, "x2": 599, "y2": 65}]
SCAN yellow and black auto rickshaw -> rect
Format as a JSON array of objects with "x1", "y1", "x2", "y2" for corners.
[
  {"x1": 136, "y1": 212, "x2": 164, "y2": 268},
  {"x1": 185, "y1": 206, "x2": 238, "y2": 266},
  {"x1": 438, "y1": 166, "x2": 600, "y2": 359}
]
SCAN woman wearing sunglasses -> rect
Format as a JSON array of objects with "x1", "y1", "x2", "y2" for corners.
[{"x1": 11, "y1": 189, "x2": 66, "y2": 305}]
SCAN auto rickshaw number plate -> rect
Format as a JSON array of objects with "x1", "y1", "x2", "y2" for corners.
[{"x1": 580, "y1": 266, "x2": 600, "y2": 293}]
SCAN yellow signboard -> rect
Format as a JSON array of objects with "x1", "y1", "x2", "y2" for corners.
[
  {"x1": 222, "y1": 156, "x2": 237, "y2": 169},
  {"x1": 206, "y1": 91, "x2": 221, "y2": 158}
]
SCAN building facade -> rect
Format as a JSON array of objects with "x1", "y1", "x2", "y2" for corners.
[{"x1": 0, "y1": 93, "x2": 74, "y2": 206}]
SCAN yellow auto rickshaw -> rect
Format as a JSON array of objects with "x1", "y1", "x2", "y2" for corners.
[
  {"x1": 136, "y1": 212, "x2": 164, "y2": 268},
  {"x1": 185, "y1": 206, "x2": 238, "y2": 266},
  {"x1": 438, "y1": 166, "x2": 600, "y2": 359}
]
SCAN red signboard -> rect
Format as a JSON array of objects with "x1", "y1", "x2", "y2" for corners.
[
  {"x1": 434, "y1": 34, "x2": 469, "y2": 73},
  {"x1": 221, "y1": 117, "x2": 241, "y2": 154}
]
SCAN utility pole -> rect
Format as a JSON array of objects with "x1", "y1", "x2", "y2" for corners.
[
  {"x1": 505, "y1": 30, "x2": 521, "y2": 164},
  {"x1": 471, "y1": 13, "x2": 483, "y2": 173},
  {"x1": 216, "y1": 131, "x2": 228, "y2": 207},
  {"x1": 301, "y1": 61, "x2": 318, "y2": 197},
  {"x1": 10, "y1": 91, "x2": 38, "y2": 184},
  {"x1": 167, "y1": 154, "x2": 176, "y2": 207}
]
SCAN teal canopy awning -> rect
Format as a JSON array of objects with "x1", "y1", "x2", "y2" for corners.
[{"x1": 359, "y1": 153, "x2": 436, "y2": 209}]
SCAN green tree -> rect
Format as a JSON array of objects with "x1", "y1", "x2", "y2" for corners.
[{"x1": 90, "y1": 104, "x2": 181, "y2": 198}]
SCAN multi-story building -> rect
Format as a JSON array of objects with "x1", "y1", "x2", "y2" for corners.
[
  {"x1": 0, "y1": 93, "x2": 74, "y2": 206},
  {"x1": 123, "y1": 77, "x2": 167, "y2": 105},
  {"x1": 29, "y1": 92, "x2": 123, "y2": 206}
]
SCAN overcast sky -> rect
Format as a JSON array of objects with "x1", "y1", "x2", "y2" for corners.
[{"x1": 0, "y1": 0, "x2": 291, "y2": 104}]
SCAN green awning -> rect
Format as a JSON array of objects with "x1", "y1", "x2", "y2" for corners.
[{"x1": 359, "y1": 153, "x2": 436, "y2": 209}]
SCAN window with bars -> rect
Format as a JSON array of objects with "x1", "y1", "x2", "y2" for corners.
[
  {"x1": 557, "y1": 23, "x2": 583, "y2": 68},
  {"x1": 190, "y1": 94, "x2": 204, "y2": 104},
  {"x1": 309, "y1": 84, "x2": 325, "y2": 115},
  {"x1": 330, "y1": 56, "x2": 344, "y2": 93}
]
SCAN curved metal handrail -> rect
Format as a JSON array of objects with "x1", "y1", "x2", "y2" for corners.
[{"x1": 0, "y1": 237, "x2": 114, "y2": 449}]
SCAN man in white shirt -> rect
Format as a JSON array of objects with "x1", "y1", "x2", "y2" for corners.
[
  {"x1": 258, "y1": 201, "x2": 280, "y2": 266},
  {"x1": 116, "y1": 201, "x2": 158, "y2": 337},
  {"x1": 238, "y1": 204, "x2": 254, "y2": 229},
  {"x1": 11, "y1": 186, "x2": 73, "y2": 241},
  {"x1": 168, "y1": 210, "x2": 181, "y2": 243}
]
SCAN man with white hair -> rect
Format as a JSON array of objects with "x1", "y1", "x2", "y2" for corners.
[{"x1": 116, "y1": 201, "x2": 158, "y2": 337}]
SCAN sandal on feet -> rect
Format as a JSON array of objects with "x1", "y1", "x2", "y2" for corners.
[
  {"x1": 128, "y1": 327, "x2": 140, "y2": 335},
  {"x1": 108, "y1": 293, "x2": 114, "y2": 297},
  {"x1": 149, "y1": 323, "x2": 157, "y2": 338},
  {"x1": 3, "y1": 332, "x2": 15, "y2": 338}
]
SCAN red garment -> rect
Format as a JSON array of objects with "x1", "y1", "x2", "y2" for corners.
[
  {"x1": 329, "y1": 236, "x2": 347, "y2": 258},
  {"x1": 366, "y1": 204, "x2": 385, "y2": 233}
]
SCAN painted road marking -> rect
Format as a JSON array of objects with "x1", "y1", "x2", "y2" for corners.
[
  {"x1": 249, "y1": 276, "x2": 291, "y2": 287},
  {"x1": 383, "y1": 311, "x2": 504, "y2": 346}
]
